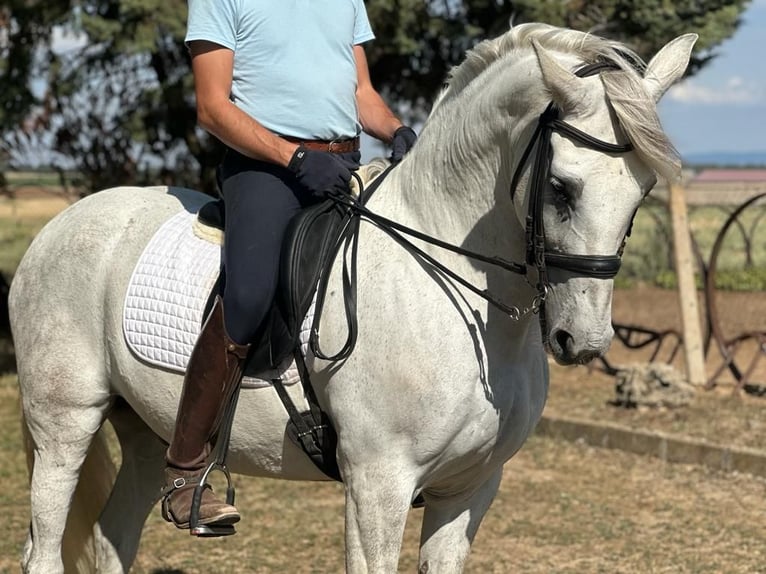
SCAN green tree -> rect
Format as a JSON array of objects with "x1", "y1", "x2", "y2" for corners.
[
  {"x1": 0, "y1": 0, "x2": 752, "y2": 195},
  {"x1": 365, "y1": 0, "x2": 751, "y2": 119},
  {"x1": 2, "y1": 0, "x2": 222, "y2": 195}
]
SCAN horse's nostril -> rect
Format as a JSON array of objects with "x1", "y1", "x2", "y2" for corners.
[{"x1": 554, "y1": 329, "x2": 573, "y2": 354}]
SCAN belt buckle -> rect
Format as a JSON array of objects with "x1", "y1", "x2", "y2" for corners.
[
  {"x1": 327, "y1": 138, "x2": 345, "y2": 153},
  {"x1": 328, "y1": 137, "x2": 358, "y2": 153}
]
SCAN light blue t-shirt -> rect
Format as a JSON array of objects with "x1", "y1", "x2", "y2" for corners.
[{"x1": 186, "y1": 0, "x2": 375, "y2": 140}]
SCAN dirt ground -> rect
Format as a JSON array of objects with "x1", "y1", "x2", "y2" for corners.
[
  {"x1": 2, "y1": 193, "x2": 765, "y2": 572},
  {"x1": 542, "y1": 286, "x2": 766, "y2": 452}
]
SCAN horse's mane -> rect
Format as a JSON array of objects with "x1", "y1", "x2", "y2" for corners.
[
  {"x1": 433, "y1": 23, "x2": 680, "y2": 179},
  {"x1": 351, "y1": 157, "x2": 390, "y2": 196}
]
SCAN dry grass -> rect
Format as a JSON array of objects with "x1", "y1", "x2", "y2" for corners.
[
  {"x1": 0, "y1": 189, "x2": 71, "y2": 220},
  {"x1": 128, "y1": 437, "x2": 766, "y2": 574},
  {"x1": 0, "y1": 192, "x2": 72, "y2": 276}
]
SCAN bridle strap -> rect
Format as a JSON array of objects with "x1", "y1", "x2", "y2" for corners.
[
  {"x1": 311, "y1": 61, "x2": 640, "y2": 359},
  {"x1": 508, "y1": 61, "x2": 637, "y2": 339},
  {"x1": 549, "y1": 118, "x2": 633, "y2": 155},
  {"x1": 311, "y1": 165, "x2": 532, "y2": 361},
  {"x1": 511, "y1": 62, "x2": 635, "y2": 282}
]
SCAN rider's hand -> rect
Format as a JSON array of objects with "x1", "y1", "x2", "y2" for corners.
[
  {"x1": 287, "y1": 146, "x2": 355, "y2": 199},
  {"x1": 391, "y1": 126, "x2": 417, "y2": 163}
]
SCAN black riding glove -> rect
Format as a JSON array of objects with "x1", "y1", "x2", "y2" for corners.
[
  {"x1": 391, "y1": 126, "x2": 418, "y2": 163},
  {"x1": 287, "y1": 146, "x2": 356, "y2": 199}
]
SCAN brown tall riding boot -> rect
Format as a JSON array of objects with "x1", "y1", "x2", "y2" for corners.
[{"x1": 162, "y1": 295, "x2": 250, "y2": 530}]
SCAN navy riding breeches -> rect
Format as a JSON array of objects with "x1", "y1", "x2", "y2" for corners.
[{"x1": 218, "y1": 148, "x2": 359, "y2": 345}]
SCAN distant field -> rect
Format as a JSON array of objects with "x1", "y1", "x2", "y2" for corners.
[
  {"x1": 616, "y1": 198, "x2": 766, "y2": 290},
  {"x1": 1, "y1": 181, "x2": 765, "y2": 289},
  {"x1": 4, "y1": 170, "x2": 82, "y2": 188},
  {"x1": 4, "y1": 170, "x2": 68, "y2": 188}
]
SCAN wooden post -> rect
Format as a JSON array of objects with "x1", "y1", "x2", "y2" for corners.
[{"x1": 668, "y1": 181, "x2": 707, "y2": 386}]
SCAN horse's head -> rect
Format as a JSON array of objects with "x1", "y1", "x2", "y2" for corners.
[
  {"x1": 409, "y1": 24, "x2": 696, "y2": 365},
  {"x1": 510, "y1": 28, "x2": 697, "y2": 365}
]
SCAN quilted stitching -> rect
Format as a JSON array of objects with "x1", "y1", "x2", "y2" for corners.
[{"x1": 123, "y1": 209, "x2": 307, "y2": 388}]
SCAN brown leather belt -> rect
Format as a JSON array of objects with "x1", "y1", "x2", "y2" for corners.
[{"x1": 282, "y1": 136, "x2": 360, "y2": 154}]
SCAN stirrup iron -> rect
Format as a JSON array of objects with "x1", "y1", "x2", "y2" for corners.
[{"x1": 189, "y1": 385, "x2": 241, "y2": 537}]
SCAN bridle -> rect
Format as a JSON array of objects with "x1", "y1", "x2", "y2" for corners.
[
  {"x1": 508, "y1": 61, "x2": 635, "y2": 336},
  {"x1": 314, "y1": 61, "x2": 637, "y2": 360}
]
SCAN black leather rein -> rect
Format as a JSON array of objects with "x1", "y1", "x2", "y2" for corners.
[{"x1": 312, "y1": 60, "x2": 636, "y2": 360}]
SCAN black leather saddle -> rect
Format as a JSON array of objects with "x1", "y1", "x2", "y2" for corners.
[{"x1": 198, "y1": 198, "x2": 351, "y2": 376}]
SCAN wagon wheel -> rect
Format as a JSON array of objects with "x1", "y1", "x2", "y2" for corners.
[{"x1": 704, "y1": 193, "x2": 766, "y2": 391}]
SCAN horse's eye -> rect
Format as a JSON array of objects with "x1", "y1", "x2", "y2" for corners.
[{"x1": 550, "y1": 177, "x2": 567, "y2": 197}]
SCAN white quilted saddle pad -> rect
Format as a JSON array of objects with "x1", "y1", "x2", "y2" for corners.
[{"x1": 123, "y1": 208, "x2": 307, "y2": 388}]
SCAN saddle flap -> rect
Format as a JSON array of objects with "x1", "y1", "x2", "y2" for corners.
[
  {"x1": 278, "y1": 198, "x2": 350, "y2": 335},
  {"x1": 242, "y1": 198, "x2": 351, "y2": 373}
]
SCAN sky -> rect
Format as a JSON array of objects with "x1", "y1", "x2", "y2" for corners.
[{"x1": 658, "y1": 0, "x2": 766, "y2": 157}]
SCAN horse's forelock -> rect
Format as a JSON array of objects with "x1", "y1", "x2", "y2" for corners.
[
  {"x1": 602, "y1": 72, "x2": 681, "y2": 180},
  {"x1": 433, "y1": 23, "x2": 679, "y2": 179}
]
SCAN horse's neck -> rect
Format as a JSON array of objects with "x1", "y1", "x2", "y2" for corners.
[
  {"x1": 368, "y1": 72, "x2": 541, "y2": 333},
  {"x1": 378, "y1": 67, "x2": 533, "y2": 265}
]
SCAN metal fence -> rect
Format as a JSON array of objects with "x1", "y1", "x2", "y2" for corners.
[{"x1": 599, "y1": 191, "x2": 766, "y2": 394}]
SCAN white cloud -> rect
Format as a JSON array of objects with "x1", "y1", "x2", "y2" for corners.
[{"x1": 667, "y1": 76, "x2": 765, "y2": 105}]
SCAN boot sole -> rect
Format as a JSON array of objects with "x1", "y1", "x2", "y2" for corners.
[{"x1": 171, "y1": 510, "x2": 241, "y2": 530}]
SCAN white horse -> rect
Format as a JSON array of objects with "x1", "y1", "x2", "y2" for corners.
[{"x1": 11, "y1": 23, "x2": 695, "y2": 573}]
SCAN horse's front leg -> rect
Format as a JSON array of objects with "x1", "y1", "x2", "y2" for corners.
[
  {"x1": 417, "y1": 468, "x2": 503, "y2": 574},
  {"x1": 343, "y1": 460, "x2": 415, "y2": 573}
]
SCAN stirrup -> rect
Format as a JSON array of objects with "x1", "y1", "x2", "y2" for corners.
[
  {"x1": 188, "y1": 384, "x2": 242, "y2": 537},
  {"x1": 160, "y1": 467, "x2": 237, "y2": 537},
  {"x1": 188, "y1": 460, "x2": 237, "y2": 537}
]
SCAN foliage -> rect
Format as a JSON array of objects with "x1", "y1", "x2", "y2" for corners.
[
  {"x1": 0, "y1": 0, "x2": 752, "y2": 194},
  {"x1": 1, "y1": 0, "x2": 221, "y2": 195},
  {"x1": 654, "y1": 267, "x2": 766, "y2": 291},
  {"x1": 365, "y1": 0, "x2": 751, "y2": 120}
]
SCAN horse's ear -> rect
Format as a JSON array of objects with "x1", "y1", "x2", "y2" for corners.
[
  {"x1": 532, "y1": 39, "x2": 591, "y2": 115},
  {"x1": 643, "y1": 33, "x2": 698, "y2": 102}
]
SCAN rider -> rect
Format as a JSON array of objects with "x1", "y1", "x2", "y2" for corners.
[{"x1": 161, "y1": 0, "x2": 418, "y2": 532}]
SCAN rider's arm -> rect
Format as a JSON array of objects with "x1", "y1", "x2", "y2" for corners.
[
  {"x1": 189, "y1": 40, "x2": 299, "y2": 167},
  {"x1": 354, "y1": 45, "x2": 402, "y2": 144}
]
